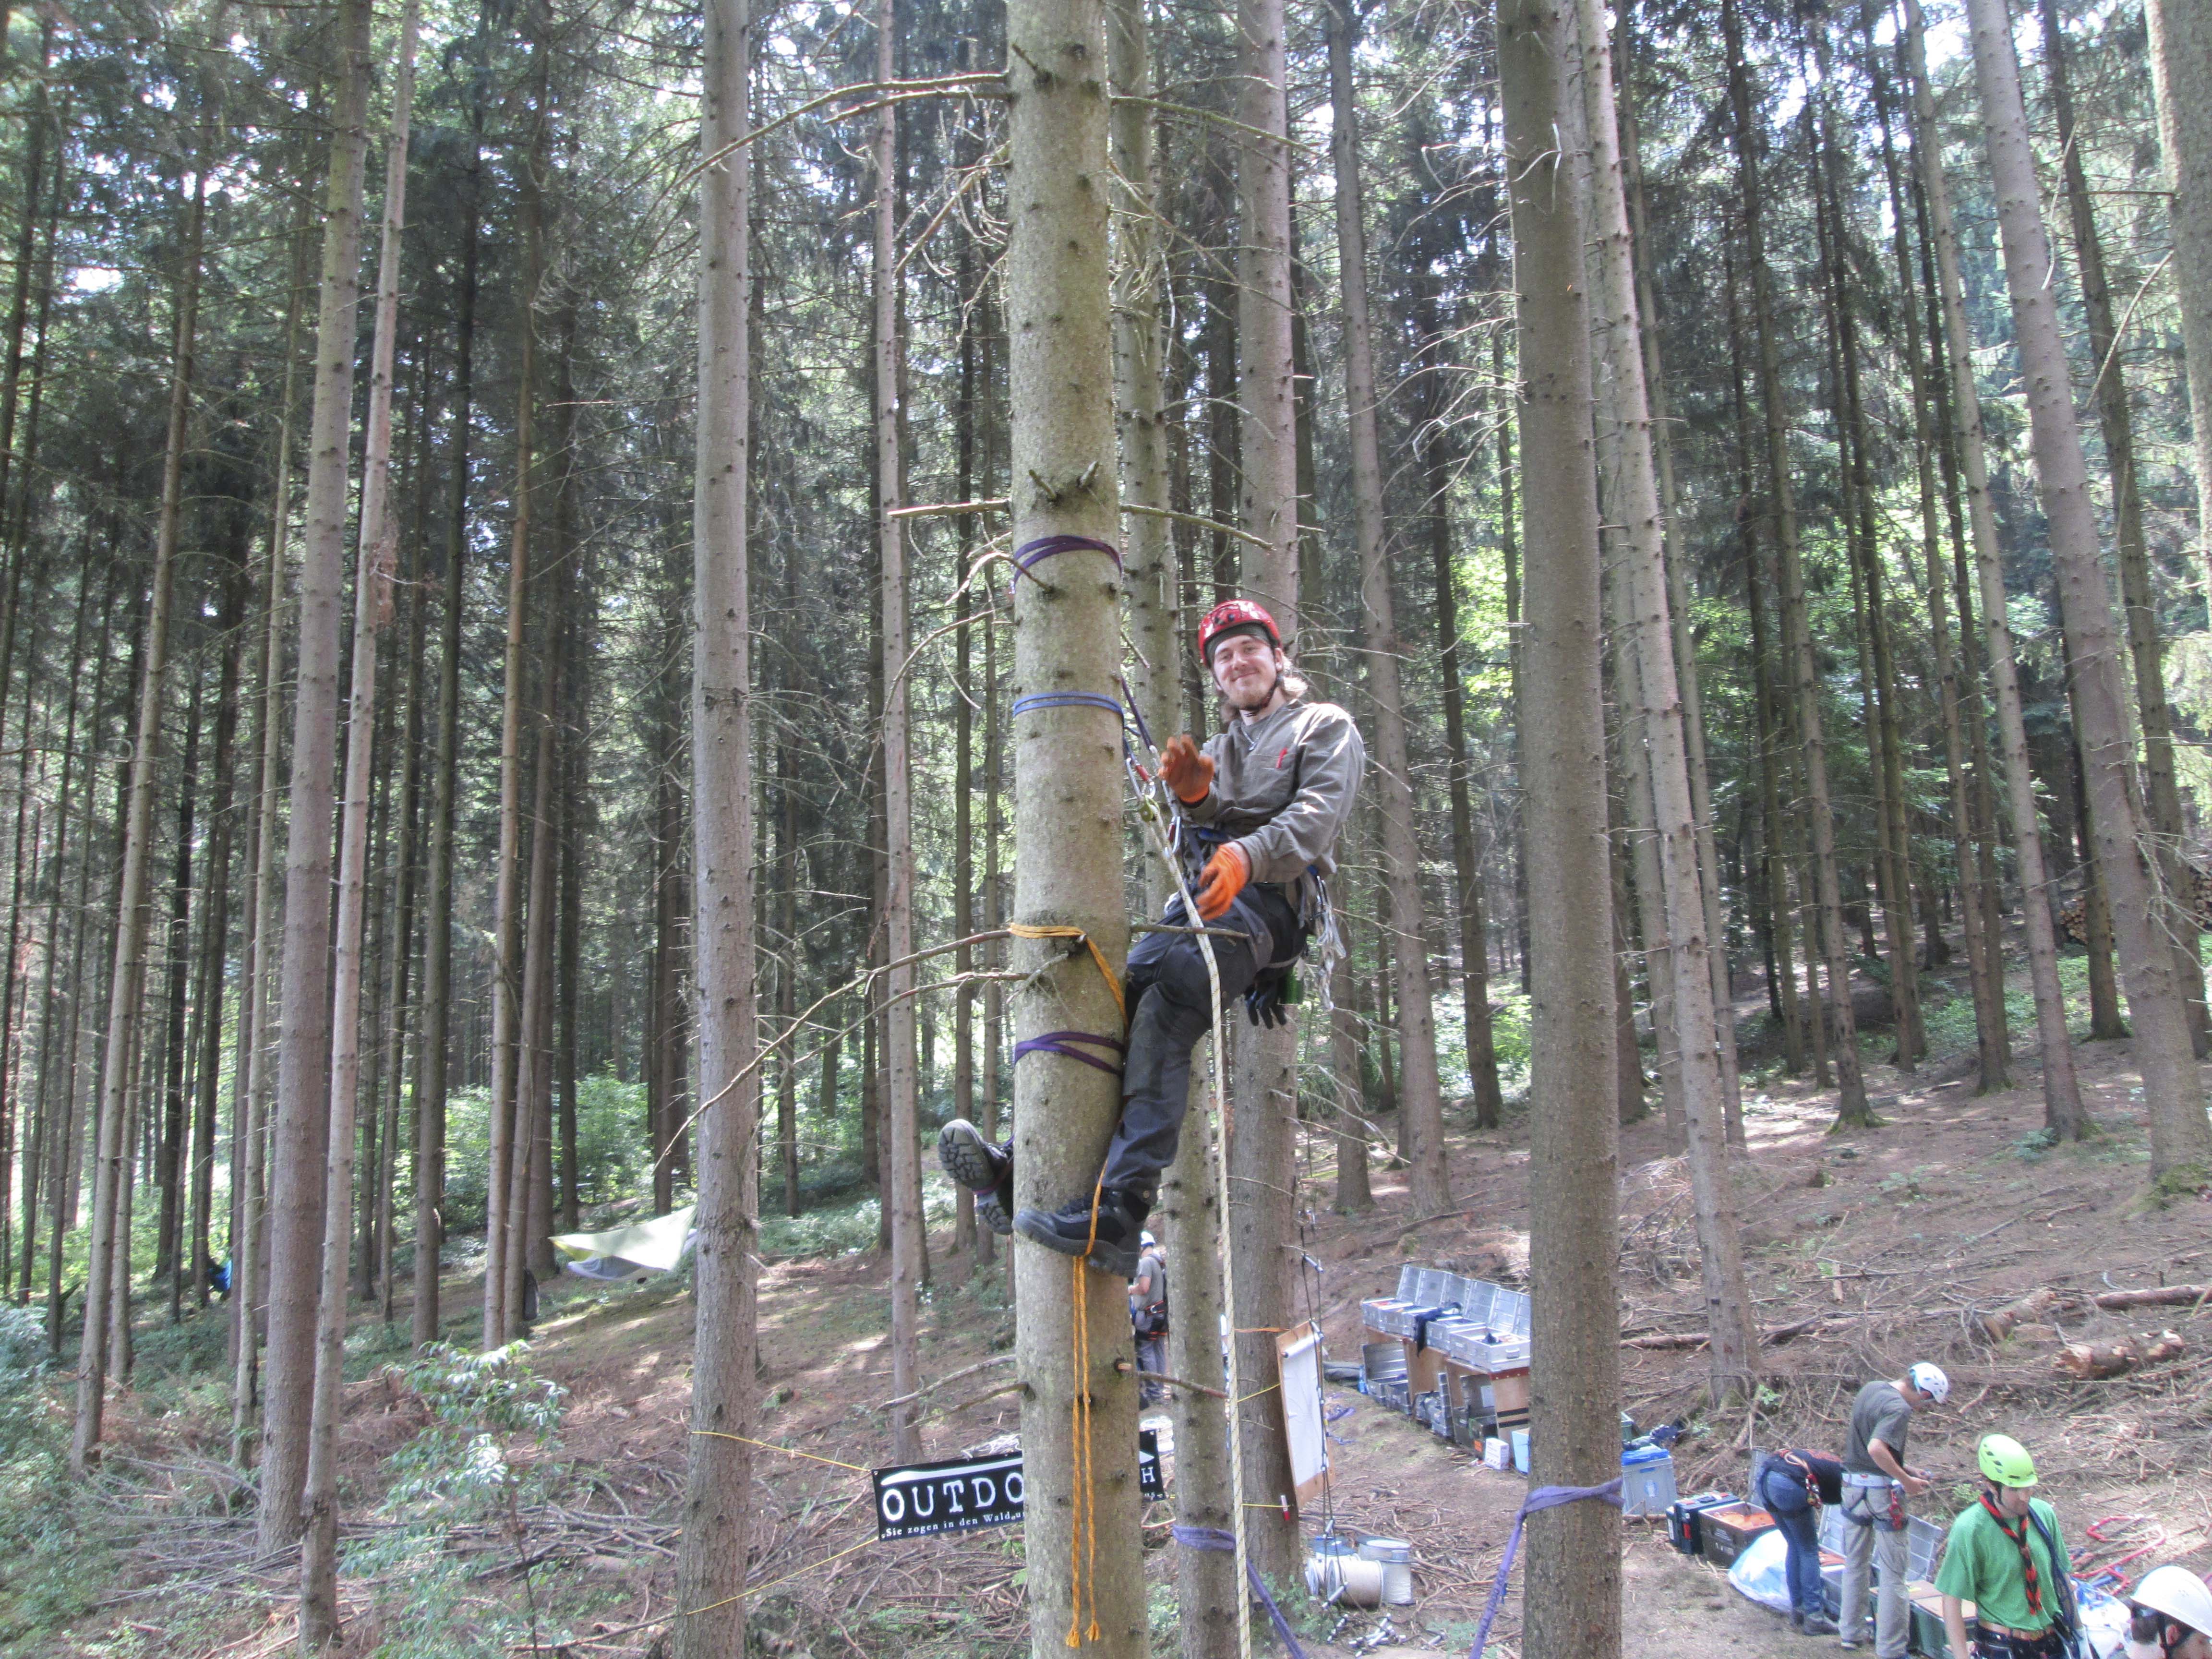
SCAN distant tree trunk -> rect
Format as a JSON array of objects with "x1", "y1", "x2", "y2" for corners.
[
  {"x1": 2040, "y1": 0, "x2": 2208, "y2": 1055},
  {"x1": 1329, "y1": 0, "x2": 1447, "y2": 1212},
  {"x1": 673, "y1": 0, "x2": 759, "y2": 1637},
  {"x1": 254, "y1": 0, "x2": 373, "y2": 1548},
  {"x1": 978, "y1": 577, "x2": 1002, "y2": 1271},
  {"x1": 1411, "y1": 282, "x2": 1503, "y2": 1129},
  {"x1": 71, "y1": 118, "x2": 211, "y2": 1479},
  {"x1": 153, "y1": 675, "x2": 201, "y2": 1303},
  {"x1": 2144, "y1": 0, "x2": 2212, "y2": 587},
  {"x1": 1501, "y1": 0, "x2": 1624, "y2": 1644},
  {"x1": 1004, "y1": 0, "x2": 1147, "y2": 1642},
  {"x1": 1865, "y1": 13, "x2": 2009, "y2": 1090},
  {"x1": 413, "y1": 122, "x2": 477, "y2": 1349},
  {"x1": 1964, "y1": 0, "x2": 2205, "y2": 1168},
  {"x1": 2069, "y1": 715, "x2": 2128, "y2": 1040},
  {"x1": 1907, "y1": 0, "x2": 2084, "y2": 1134},
  {"x1": 379, "y1": 444, "x2": 428, "y2": 1320},
  {"x1": 191, "y1": 555, "x2": 245, "y2": 1310},
  {"x1": 1608, "y1": 790, "x2": 1648, "y2": 1125},
  {"x1": 1723, "y1": 0, "x2": 1868, "y2": 1126}
]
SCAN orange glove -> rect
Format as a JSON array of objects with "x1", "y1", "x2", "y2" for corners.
[
  {"x1": 1159, "y1": 733, "x2": 1214, "y2": 804},
  {"x1": 1195, "y1": 843, "x2": 1250, "y2": 922}
]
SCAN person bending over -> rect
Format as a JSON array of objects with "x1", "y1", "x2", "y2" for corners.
[
  {"x1": 1755, "y1": 1444, "x2": 1843, "y2": 1635},
  {"x1": 936, "y1": 598, "x2": 1363, "y2": 1276}
]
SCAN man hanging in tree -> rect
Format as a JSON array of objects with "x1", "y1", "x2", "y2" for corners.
[{"x1": 938, "y1": 599, "x2": 1364, "y2": 1276}]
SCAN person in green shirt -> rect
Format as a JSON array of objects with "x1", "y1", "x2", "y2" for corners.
[{"x1": 1936, "y1": 1434, "x2": 2070, "y2": 1659}]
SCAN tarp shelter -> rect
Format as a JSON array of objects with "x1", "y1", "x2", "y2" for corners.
[{"x1": 551, "y1": 1205, "x2": 697, "y2": 1282}]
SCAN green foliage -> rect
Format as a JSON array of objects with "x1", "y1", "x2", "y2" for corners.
[
  {"x1": 0, "y1": 1310, "x2": 112, "y2": 1650},
  {"x1": 2014, "y1": 1127, "x2": 2061, "y2": 1161}
]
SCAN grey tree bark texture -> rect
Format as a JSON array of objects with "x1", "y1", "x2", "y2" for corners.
[
  {"x1": 874, "y1": 0, "x2": 924, "y2": 1466},
  {"x1": 300, "y1": 7, "x2": 415, "y2": 1636},
  {"x1": 1901, "y1": 0, "x2": 2081, "y2": 1130},
  {"x1": 1577, "y1": 0, "x2": 1755, "y2": 1402},
  {"x1": 1004, "y1": 0, "x2": 1145, "y2": 1651},
  {"x1": 69, "y1": 69, "x2": 211, "y2": 1477},
  {"x1": 1229, "y1": 0, "x2": 1305, "y2": 1587},
  {"x1": 1327, "y1": 0, "x2": 1448, "y2": 1216},
  {"x1": 2144, "y1": 0, "x2": 2212, "y2": 587},
  {"x1": 1104, "y1": 6, "x2": 1239, "y2": 1648},
  {"x1": 673, "y1": 0, "x2": 759, "y2": 1644},
  {"x1": 253, "y1": 0, "x2": 373, "y2": 1546},
  {"x1": 1498, "y1": 0, "x2": 1623, "y2": 1649},
  {"x1": 1962, "y1": 0, "x2": 2211, "y2": 1180}
]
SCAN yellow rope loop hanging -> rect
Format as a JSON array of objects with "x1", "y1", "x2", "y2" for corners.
[
  {"x1": 1065, "y1": 1182, "x2": 1106, "y2": 1646},
  {"x1": 1008, "y1": 922, "x2": 1127, "y2": 1025}
]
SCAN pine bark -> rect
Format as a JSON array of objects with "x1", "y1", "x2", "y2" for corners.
[
  {"x1": 2039, "y1": 0, "x2": 2208, "y2": 1055},
  {"x1": 673, "y1": 0, "x2": 759, "y2": 1639},
  {"x1": 1500, "y1": 0, "x2": 1624, "y2": 1645},
  {"x1": 1004, "y1": 0, "x2": 1146, "y2": 1642},
  {"x1": 255, "y1": 0, "x2": 373, "y2": 1546},
  {"x1": 1963, "y1": 0, "x2": 2209, "y2": 1175}
]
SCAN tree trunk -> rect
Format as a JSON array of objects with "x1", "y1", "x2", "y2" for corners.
[
  {"x1": 871, "y1": 0, "x2": 923, "y2": 1465},
  {"x1": 675, "y1": 0, "x2": 759, "y2": 1642},
  {"x1": 255, "y1": 0, "x2": 373, "y2": 1548},
  {"x1": 412, "y1": 115, "x2": 478, "y2": 1349},
  {"x1": 2040, "y1": 0, "x2": 2209, "y2": 1055},
  {"x1": 1329, "y1": 0, "x2": 1447, "y2": 1213},
  {"x1": 1499, "y1": 0, "x2": 1624, "y2": 1644},
  {"x1": 2145, "y1": 0, "x2": 2212, "y2": 587},
  {"x1": 1578, "y1": 0, "x2": 1756, "y2": 1398},
  {"x1": 483, "y1": 38, "x2": 548, "y2": 1348},
  {"x1": 153, "y1": 676, "x2": 201, "y2": 1305},
  {"x1": 71, "y1": 121, "x2": 212, "y2": 1479},
  {"x1": 1004, "y1": 0, "x2": 1146, "y2": 1643},
  {"x1": 299, "y1": 26, "x2": 412, "y2": 1640},
  {"x1": 1722, "y1": 0, "x2": 1868, "y2": 1125},
  {"x1": 1965, "y1": 0, "x2": 2207, "y2": 1171},
  {"x1": 1907, "y1": 0, "x2": 2084, "y2": 1130},
  {"x1": 1229, "y1": 0, "x2": 1305, "y2": 1586}
]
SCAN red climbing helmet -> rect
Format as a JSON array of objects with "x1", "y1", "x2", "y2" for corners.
[{"x1": 1197, "y1": 599, "x2": 1282, "y2": 665}]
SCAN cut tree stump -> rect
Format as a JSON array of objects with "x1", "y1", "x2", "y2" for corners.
[{"x1": 2054, "y1": 1329, "x2": 2187, "y2": 1380}]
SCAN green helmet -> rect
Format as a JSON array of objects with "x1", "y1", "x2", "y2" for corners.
[{"x1": 1978, "y1": 1434, "x2": 2039, "y2": 1488}]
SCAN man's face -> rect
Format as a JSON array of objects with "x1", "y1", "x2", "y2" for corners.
[
  {"x1": 1995, "y1": 1484, "x2": 2032, "y2": 1519},
  {"x1": 1210, "y1": 631, "x2": 1281, "y2": 710}
]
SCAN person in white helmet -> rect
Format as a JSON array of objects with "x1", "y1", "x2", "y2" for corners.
[
  {"x1": 1839, "y1": 1361, "x2": 1950, "y2": 1655},
  {"x1": 1130, "y1": 1232, "x2": 1168, "y2": 1407},
  {"x1": 2126, "y1": 1566, "x2": 2212, "y2": 1659}
]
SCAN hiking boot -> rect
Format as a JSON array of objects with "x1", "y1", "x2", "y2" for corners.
[
  {"x1": 1013, "y1": 1188, "x2": 1147, "y2": 1277},
  {"x1": 1796, "y1": 1612, "x2": 1837, "y2": 1636},
  {"x1": 938, "y1": 1119, "x2": 1009, "y2": 1193},
  {"x1": 974, "y1": 1188, "x2": 1013, "y2": 1237}
]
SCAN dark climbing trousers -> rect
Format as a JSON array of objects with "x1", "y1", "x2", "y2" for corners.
[{"x1": 1098, "y1": 884, "x2": 1303, "y2": 1205}]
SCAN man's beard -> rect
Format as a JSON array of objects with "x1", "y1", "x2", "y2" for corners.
[{"x1": 1221, "y1": 667, "x2": 1279, "y2": 712}]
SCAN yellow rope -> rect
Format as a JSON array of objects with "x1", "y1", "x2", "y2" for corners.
[
  {"x1": 1065, "y1": 1182, "x2": 1105, "y2": 1645},
  {"x1": 679, "y1": 1533, "x2": 879, "y2": 1620},
  {"x1": 1008, "y1": 923, "x2": 1126, "y2": 1025},
  {"x1": 689, "y1": 1430, "x2": 872, "y2": 1474}
]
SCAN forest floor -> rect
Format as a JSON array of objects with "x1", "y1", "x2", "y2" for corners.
[{"x1": 13, "y1": 948, "x2": 2212, "y2": 1658}]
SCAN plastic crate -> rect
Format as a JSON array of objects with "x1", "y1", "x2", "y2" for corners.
[
  {"x1": 1666, "y1": 1492, "x2": 1737, "y2": 1556},
  {"x1": 1698, "y1": 1503, "x2": 1776, "y2": 1568},
  {"x1": 1621, "y1": 1446, "x2": 1677, "y2": 1517}
]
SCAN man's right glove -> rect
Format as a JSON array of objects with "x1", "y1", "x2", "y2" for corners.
[
  {"x1": 1194, "y1": 843, "x2": 1250, "y2": 921},
  {"x1": 1245, "y1": 965, "x2": 1298, "y2": 1028},
  {"x1": 1159, "y1": 734, "x2": 1214, "y2": 804}
]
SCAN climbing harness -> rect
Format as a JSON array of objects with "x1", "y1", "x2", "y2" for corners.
[{"x1": 1465, "y1": 1479, "x2": 1626, "y2": 1659}]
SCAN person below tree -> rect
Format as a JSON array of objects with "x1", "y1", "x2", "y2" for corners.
[
  {"x1": 1937, "y1": 1434, "x2": 2071, "y2": 1659},
  {"x1": 1755, "y1": 1444, "x2": 1844, "y2": 1635},
  {"x1": 1839, "y1": 1361, "x2": 1949, "y2": 1655},
  {"x1": 1130, "y1": 1232, "x2": 1168, "y2": 1406},
  {"x1": 935, "y1": 598, "x2": 1364, "y2": 1276}
]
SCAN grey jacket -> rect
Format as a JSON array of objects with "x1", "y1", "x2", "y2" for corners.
[{"x1": 1183, "y1": 695, "x2": 1364, "y2": 886}]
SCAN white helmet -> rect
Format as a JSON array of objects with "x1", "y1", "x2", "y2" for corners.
[
  {"x1": 1907, "y1": 1362, "x2": 1950, "y2": 1404},
  {"x1": 1141, "y1": 1232, "x2": 1158, "y2": 1249},
  {"x1": 2131, "y1": 1565, "x2": 2212, "y2": 1639}
]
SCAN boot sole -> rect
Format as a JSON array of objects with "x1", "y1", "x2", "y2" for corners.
[
  {"x1": 1012, "y1": 1209, "x2": 1138, "y2": 1278},
  {"x1": 938, "y1": 1120, "x2": 1005, "y2": 1193},
  {"x1": 975, "y1": 1192, "x2": 1013, "y2": 1237}
]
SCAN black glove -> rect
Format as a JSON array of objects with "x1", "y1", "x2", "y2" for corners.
[{"x1": 1244, "y1": 965, "x2": 1298, "y2": 1028}]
